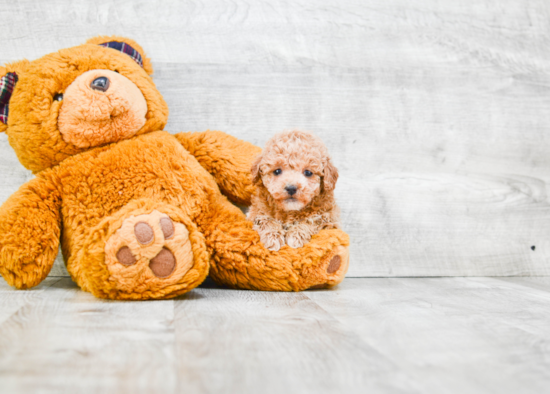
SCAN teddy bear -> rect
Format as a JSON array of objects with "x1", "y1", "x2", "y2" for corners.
[{"x1": 0, "y1": 36, "x2": 350, "y2": 300}]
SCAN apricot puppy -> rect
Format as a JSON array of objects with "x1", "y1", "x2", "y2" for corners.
[{"x1": 248, "y1": 130, "x2": 340, "y2": 251}]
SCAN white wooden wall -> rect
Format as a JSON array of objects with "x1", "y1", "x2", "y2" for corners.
[{"x1": 1, "y1": 0, "x2": 550, "y2": 277}]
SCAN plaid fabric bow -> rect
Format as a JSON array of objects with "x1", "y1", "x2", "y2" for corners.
[
  {"x1": 0, "y1": 72, "x2": 18, "y2": 124},
  {"x1": 99, "y1": 41, "x2": 144, "y2": 68}
]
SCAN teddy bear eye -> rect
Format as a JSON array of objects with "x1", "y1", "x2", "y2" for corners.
[
  {"x1": 53, "y1": 93, "x2": 63, "y2": 101},
  {"x1": 304, "y1": 170, "x2": 313, "y2": 177},
  {"x1": 273, "y1": 169, "x2": 282, "y2": 176}
]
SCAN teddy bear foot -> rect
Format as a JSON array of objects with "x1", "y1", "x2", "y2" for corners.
[
  {"x1": 307, "y1": 245, "x2": 350, "y2": 290},
  {"x1": 103, "y1": 210, "x2": 198, "y2": 294},
  {"x1": 105, "y1": 210, "x2": 193, "y2": 279},
  {"x1": 77, "y1": 205, "x2": 210, "y2": 300}
]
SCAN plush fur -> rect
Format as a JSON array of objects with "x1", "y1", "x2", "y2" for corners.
[
  {"x1": 0, "y1": 37, "x2": 350, "y2": 300},
  {"x1": 248, "y1": 131, "x2": 340, "y2": 251},
  {"x1": 58, "y1": 69, "x2": 148, "y2": 148}
]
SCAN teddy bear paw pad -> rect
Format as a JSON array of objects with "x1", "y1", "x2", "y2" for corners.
[
  {"x1": 327, "y1": 255, "x2": 341, "y2": 273},
  {"x1": 104, "y1": 210, "x2": 194, "y2": 289},
  {"x1": 149, "y1": 247, "x2": 176, "y2": 278},
  {"x1": 324, "y1": 245, "x2": 349, "y2": 283},
  {"x1": 308, "y1": 245, "x2": 350, "y2": 290}
]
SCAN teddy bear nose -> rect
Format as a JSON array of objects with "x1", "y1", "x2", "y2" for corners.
[
  {"x1": 285, "y1": 185, "x2": 298, "y2": 196},
  {"x1": 90, "y1": 76, "x2": 110, "y2": 92}
]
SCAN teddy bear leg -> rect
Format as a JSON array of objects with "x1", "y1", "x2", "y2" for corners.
[
  {"x1": 199, "y1": 196, "x2": 350, "y2": 291},
  {"x1": 74, "y1": 200, "x2": 209, "y2": 300}
]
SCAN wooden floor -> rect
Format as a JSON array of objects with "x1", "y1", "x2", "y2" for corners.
[{"x1": 0, "y1": 276, "x2": 549, "y2": 394}]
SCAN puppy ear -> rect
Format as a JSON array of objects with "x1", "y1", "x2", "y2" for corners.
[
  {"x1": 322, "y1": 157, "x2": 339, "y2": 192},
  {"x1": 250, "y1": 153, "x2": 263, "y2": 184}
]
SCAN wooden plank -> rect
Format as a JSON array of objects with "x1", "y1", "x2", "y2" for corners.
[
  {"x1": 307, "y1": 277, "x2": 550, "y2": 394},
  {"x1": 0, "y1": 277, "x2": 62, "y2": 326},
  {"x1": 0, "y1": 278, "x2": 177, "y2": 394},
  {"x1": 1, "y1": 0, "x2": 550, "y2": 276},
  {"x1": 496, "y1": 276, "x2": 550, "y2": 292},
  {"x1": 0, "y1": 276, "x2": 422, "y2": 394},
  {"x1": 173, "y1": 287, "x2": 420, "y2": 394},
  {"x1": 2, "y1": 276, "x2": 550, "y2": 393}
]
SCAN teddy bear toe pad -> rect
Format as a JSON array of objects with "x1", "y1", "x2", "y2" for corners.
[
  {"x1": 159, "y1": 217, "x2": 175, "y2": 239},
  {"x1": 105, "y1": 210, "x2": 193, "y2": 288},
  {"x1": 116, "y1": 246, "x2": 136, "y2": 266},
  {"x1": 134, "y1": 222, "x2": 154, "y2": 245}
]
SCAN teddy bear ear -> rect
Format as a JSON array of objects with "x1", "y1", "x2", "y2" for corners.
[
  {"x1": 0, "y1": 61, "x2": 28, "y2": 133},
  {"x1": 85, "y1": 36, "x2": 154, "y2": 75}
]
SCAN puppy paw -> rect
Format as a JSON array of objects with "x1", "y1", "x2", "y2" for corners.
[
  {"x1": 285, "y1": 226, "x2": 312, "y2": 249},
  {"x1": 253, "y1": 216, "x2": 286, "y2": 252},
  {"x1": 260, "y1": 231, "x2": 286, "y2": 251}
]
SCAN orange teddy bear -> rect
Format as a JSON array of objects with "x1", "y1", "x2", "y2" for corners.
[{"x1": 0, "y1": 36, "x2": 350, "y2": 300}]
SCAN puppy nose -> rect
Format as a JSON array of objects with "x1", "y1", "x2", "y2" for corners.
[
  {"x1": 90, "y1": 77, "x2": 110, "y2": 92},
  {"x1": 285, "y1": 185, "x2": 298, "y2": 196}
]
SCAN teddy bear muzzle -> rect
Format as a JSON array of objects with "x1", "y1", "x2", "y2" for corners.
[{"x1": 58, "y1": 69, "x2": 147, "y2": 149}]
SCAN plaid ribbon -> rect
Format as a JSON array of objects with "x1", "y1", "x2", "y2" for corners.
[
  {"x1": 99, "y1": 41, "x2": 144, "y2": 68},
  {"x1": 0, "y1": 72, "x2": 18, "y2": 124}
]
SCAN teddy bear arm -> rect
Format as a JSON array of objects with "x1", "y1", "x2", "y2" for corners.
[
  {"x1": 175, "y1": 131, "x2": 261, "y2": 205},
  {"x1": 0, "y1": 177, "x2": 62, "y2": 289}
]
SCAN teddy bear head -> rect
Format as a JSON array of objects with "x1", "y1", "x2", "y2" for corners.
[{"x1": 0, "y1": 36, "x2": 169, "y2": 173}]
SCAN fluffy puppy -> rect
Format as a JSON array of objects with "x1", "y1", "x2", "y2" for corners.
[{"x1": 247, "y1": 130, "x2": 340, "y2": 251}]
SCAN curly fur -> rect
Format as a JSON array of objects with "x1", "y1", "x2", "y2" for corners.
[{"x1": 248, "y1": 130, "x2": 340, "y2": 251}]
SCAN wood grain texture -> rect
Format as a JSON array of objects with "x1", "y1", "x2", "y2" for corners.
[
  {"x1": 2, "y1": 276, "x2": 550, "y2": 393},
  {"x1": 307, "y1": 277, "x2": 550, "y2": 394},
  {"x1": 173, "y1": 288, "x2": 419, "y2": 394},
  {"x1": 1, "y1": 0, "x2": 550, "y2": 276},
  {"x1": 0, "y1": 278, "x2": 178, "y2": 394}
]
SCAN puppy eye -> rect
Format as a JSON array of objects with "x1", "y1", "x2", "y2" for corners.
[
  {"x1": 273, "y1": 169, "x2": 282, "y2": 176},
  {"x1": 53, "y1": 93, "x2": 63, "y2": 101},
  {"x1": 304, "y1": 170, "x2": 313, "y2": 177}
]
